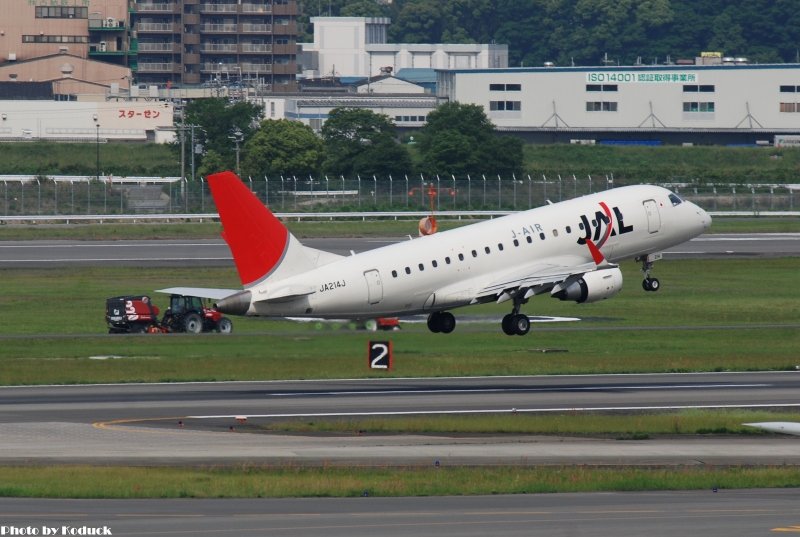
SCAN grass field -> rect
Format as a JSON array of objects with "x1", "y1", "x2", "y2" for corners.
[
  {"x1": 0, "y1": 258, "x2": 797, "y2": 384},
  {"x1": 1, "y1": 465, "x2": 799, "y2": 498}
]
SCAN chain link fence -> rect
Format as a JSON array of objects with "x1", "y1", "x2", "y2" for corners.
[{"x1": 1, "y1": 174, "x2": 798, "y2": 216}]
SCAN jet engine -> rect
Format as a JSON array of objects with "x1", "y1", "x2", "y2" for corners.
[{"x1": 550, "y1": 267, "x2": 623, "y2": 304}]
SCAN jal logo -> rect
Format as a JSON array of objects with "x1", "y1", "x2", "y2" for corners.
[{"x1": 576, "y1": 202, "x2": 633, "y2": 247}]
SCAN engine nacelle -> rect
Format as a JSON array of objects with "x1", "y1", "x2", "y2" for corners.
[{"x1": 550, "y1": 267, "x2": 623, "y2": 304}]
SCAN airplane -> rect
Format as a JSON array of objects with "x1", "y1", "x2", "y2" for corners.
[{"x1": 158, "y1": 170, "x2": 711, "y2": 336}]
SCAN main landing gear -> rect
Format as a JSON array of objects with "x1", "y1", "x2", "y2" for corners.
[
  {"x1": 427, "y1": 311, "x2": 456, "y2": 333},
  {"x1": 501, "y1": 295, "x2": 530, "y2": 336},
  {"x1": 637, "y1": 253, "x2": 662, "y2": 292}
]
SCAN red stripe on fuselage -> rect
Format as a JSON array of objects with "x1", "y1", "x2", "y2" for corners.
[
  {"x1": 598, "y1": 201, "x2": 613, "y2": 248},
  {"x1": 208, "y1": 171, "x2": 289, "y2": 286}
]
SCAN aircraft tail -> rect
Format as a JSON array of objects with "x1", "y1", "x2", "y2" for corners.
[{"x1": 208, "y1": 171, "x2": 340, "y2": 287}]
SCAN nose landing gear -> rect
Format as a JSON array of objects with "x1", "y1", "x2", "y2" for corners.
[{"x1": 637, "y1": 253, "x2": 663, "y2": 292}]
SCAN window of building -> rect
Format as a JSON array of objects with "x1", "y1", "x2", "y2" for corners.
[
  {"x1": 35, "y1": 6, "x2": 88, "y2": 18},
  {"x1": 489, "y1": 101, "x2": 521, "y2": 111},
  {"x1": 780, "y1": 85, "x2": 798, "y2": 93},
  {"x1": 586, "y1": 101, "x2": 618, "y2": 112},
  {"x1": 586, "y1": 84, "x2": 617, "y2": 92},
  {"x1": 489, "y1": 83, "x2": 521, "y2": 91},
  {"x1": 22, "y1": 35, "x2": 89, "y2": 43},
  {"x1": 780, "y1": 102, "x2": 798, "y2": 112},
  {"x1": 683, "y1": 102, "x2": 715, "y2": 112}
]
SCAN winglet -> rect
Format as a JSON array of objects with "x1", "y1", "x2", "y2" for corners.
[{"x1": 208, "y1": 171, "x2": 289, "y2": 286}]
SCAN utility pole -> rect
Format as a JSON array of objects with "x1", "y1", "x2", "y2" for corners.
[{"x1": 229, "y1": 128, "x2": 243, "y2": 175}]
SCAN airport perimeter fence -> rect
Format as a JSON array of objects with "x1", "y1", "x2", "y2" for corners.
[{"x1": 0, "y1": 174, "x2": 798, "y2": 217}]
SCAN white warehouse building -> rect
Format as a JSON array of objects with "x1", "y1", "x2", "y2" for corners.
[
  {"x1": 437, "y1": 63, "x2": 800, "y2": 145},
  {"x1": 301, "y1": 17, "x2": 508, "y2": 79}
]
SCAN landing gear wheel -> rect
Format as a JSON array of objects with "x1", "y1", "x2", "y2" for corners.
[
  {"x1": 438, "y1": 312, "x2": 456, "y2": 334},
  {"x1": 642, "y1": 278, "x2": 661, "y2": 292},
  {"x1": 427, "y1": 312, "x2": 456, "y2": 334},
  {"x1": 512, "y1": 314, "x2": 530, "y2": 336},
  {"x1": 501, "y1": 314, "x2": 516, "y2": 336},
  {"x1": 184, "y1": 313, "x2": 203, "y2": 334},
  {"x1": 427, "y1": 313, "x2": 441, "y2": 333}
]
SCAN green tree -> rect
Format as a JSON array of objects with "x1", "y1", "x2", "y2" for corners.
[
  {"x1": 241, "y1": 119, "x2": 323, "y2": 178},
  {"x1": 321, "y1": 108, "x2": 411, "y2": 177},
  {"x1": 183, "y1": 98, "x2": 263, "y2": 173},
  {"x1": 417, "y1": 102, "x2": 523, "y2": 176},
  {"x1": 197, "y1": 149, "x2": 227, "y2": 178}
]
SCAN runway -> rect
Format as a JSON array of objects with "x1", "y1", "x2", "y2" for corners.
[
  {"x1": 2, "y1": 372, "x2": 799, "y2": 465},
  {"x1": 0, "y1": 233, "x2": 799, "y2": 267},
  {"x1": 2, "y1": 490, "x2": 800, "y2": 537}
]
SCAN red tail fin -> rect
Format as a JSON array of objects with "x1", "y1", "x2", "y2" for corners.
[{"x1": 208, "y1": 171, "x2": 288, "y2": 286}]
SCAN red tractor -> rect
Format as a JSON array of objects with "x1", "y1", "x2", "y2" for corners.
[
  {"x1": 160, "y1": 294, "x2": 233, "y2": 334},
  {"x1": 105, "y1": 294, "x2": 232, "y2": 334}
]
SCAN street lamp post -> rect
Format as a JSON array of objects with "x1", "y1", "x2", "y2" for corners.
[
  {"x1": 229, "y1": 128, "x2": 243, "y2": 175},
  {"x1": 93, "y1": 114, "x2": 100, "y2": 182}
]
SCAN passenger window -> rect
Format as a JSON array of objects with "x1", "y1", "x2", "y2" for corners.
[
  {"x1": 513, "y1": 239, "x2": 519, "y2": 247},
  {"x1": 566, "y1": 226, "x2": 572, "y2": 233},
  {"x1": 472, "y1": 250, "x2": 478, "y2": 257},
  {"x1": 418, "y1": 263, "x2": 425, "y2": 271},
  {"x1": 432, "y1": 260, "x2": 438, "y2": 268},
  {"x1": 484, "y1": 246, "x2": 490, "y2": 254},
  {"x1": 391, "y1": 270, "x2": 397, "y2": 278},
  {"x1": 445, "y1": 257, "x2": 451, "y2": 264},
  {"x1": 458, "y1": 253, "x2": 464, "y2": 261},
  {"x1": 539, "y1": 233, "x2": 546, "y2": 240},
  {"x1": 405, "y1": 267, "x2": 411, "y2": 274},
  {"x1": 526, "y1": 236, "x2": 532, "y2": 244},
  {"x1": 578, "y1": 222, "x2": 584, "y2": 230},
  {"x1": 498, "y1": 243, "x2": 504, "y2": 251}
]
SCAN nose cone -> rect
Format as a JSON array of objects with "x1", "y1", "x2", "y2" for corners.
[{"x1": 698, "y1": 206, "x2": 712, "y2": 232}]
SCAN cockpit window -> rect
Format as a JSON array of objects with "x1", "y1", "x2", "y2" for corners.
[{"x1": 668, "y1": 193, "x2": 683, "y2": 206}]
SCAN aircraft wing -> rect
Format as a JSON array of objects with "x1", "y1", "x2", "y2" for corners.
[
  {"x1": 475, "y1": 255, "x2": 612, "y2": 300},
  {"x1": 155, "y1": 287, "x2": 241, "y2": 300}
]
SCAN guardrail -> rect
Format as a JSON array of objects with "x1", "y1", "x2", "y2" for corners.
[{"x1": 1, "y1": 210, "x2": 798, "y2": 224}]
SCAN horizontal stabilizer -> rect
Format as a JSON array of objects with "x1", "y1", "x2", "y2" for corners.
[{"x1": 155, "y1": 287, "x2": 239, "y2": 300}]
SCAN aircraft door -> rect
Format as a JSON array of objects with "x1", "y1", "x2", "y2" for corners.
[
  {"x1": 363, "y1": 269, "x2": 383, "y2": 305},
  {"x1": 643, "y1": 199, "x2": 661, "y2": 234}
]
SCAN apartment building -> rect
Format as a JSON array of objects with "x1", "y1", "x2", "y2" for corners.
[{"x1": 0, "y1": 0, "x2": 298, "y2": 90}]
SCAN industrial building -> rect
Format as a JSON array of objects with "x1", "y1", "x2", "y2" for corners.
[{"x1": 436, "y1": 61, "x2": 800, "y2": 145}]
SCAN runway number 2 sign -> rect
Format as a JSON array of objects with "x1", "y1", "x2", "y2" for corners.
[{"x1": 367, "y1": 341, "x2": 392, "y2": 370}]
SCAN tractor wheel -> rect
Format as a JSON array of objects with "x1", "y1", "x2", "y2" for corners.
[
  {"x1": 184, "y1": 313, "x2": 203, "y2": 334},
  {"x1": 216, "y1": 317, "x2": 233, "y2": 334}
]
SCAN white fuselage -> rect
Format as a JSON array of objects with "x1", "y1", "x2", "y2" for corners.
[{"x1": 244, "y1": 185, "x2": 710, "y2": 318}]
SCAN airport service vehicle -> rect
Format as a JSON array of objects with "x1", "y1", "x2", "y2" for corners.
[
  {"x1": 105, "y1": 294, "x2": 232, "y2": 334},
  {"x1": 159, "y1": 171, "x2": 711, "y2": 336},
  {"x1": 105, "y1": 295, "x2": 161, "y2": 333}
]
